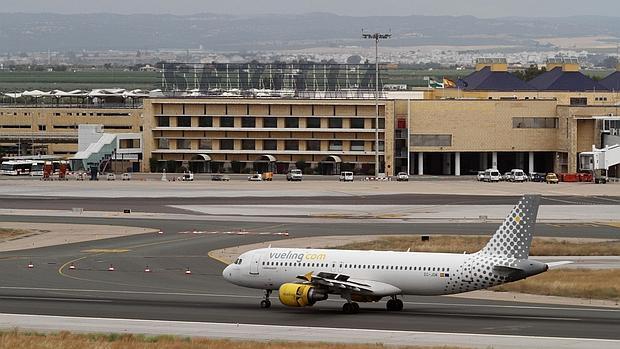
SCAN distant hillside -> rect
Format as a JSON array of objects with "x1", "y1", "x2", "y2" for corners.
[{"x1": 0, "y1": 13, "x2": 619, "y2": 52}]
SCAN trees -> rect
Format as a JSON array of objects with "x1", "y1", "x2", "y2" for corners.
[
  {"x1": 346, "y1": 55, "x2": 362, "y2": 65},
  {"x1": 602, "y1": 56, "x2": 619, "y2": 69},
  {"x1": 512, "y1": 65, "x2": 546, "y2": 81}
]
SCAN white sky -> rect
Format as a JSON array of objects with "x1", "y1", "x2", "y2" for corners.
[{"x1": 1, "y1": 0, "x2": 619, "y2": 17}]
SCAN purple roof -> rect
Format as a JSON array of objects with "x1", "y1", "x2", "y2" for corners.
[
  {"x1": 600, "y1": 71, "x2": 620, "y2": 91},
  {"x1": 528, "y1": 67, "x2": 608, "y2": 91},
  {"x1": 457, "y1": 67, "x2": 534, "y2": 91}
]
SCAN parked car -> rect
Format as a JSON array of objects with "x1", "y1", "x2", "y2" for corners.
[
  {"x1": 106, "y1": 173, "x2": 116, "y2": 181},
  {"x1": 529, "y1": 172, "x2": 545, "y2": 182},
  {"x1": 476, "y1": 171, "x2": 485, "y2": 181},
  {"x1": 502, "y1": 172, "x2": 512, "y2": 181},
  {"x1": 286, "y1": 169, "x2": 303, "y2": 181},
  {"x1": 121, "y1": 173, "x2": 131, "y2": 181},
  {"x1": 483, "y1": 169, "x2": 501, "y2": 182},
  {"x1": 262, "y1": 172, "x2": 273, "y2": 181},
  {"x1": 248, "y1": 173, "x2": 263, "y2": 181},
  {"x1": 396, "y1": 172, "x2": 409, "y2": 181},
  {"x1": 181, "y1": 171, "x2": 194, "y2": 181},
  {"x1": 545, "y1": 173, "x2": 559, "y2": 184},
  {"x1": 510, "y1": 169, "x2": 526, "y2": 182},
  {"x1": 339, "y1": 171, "x2": 354, "y2": 182},
  {"x1": 211, "y1": 174, "x2": 230, "y2": 181},
  {"x1": 76, "y1": 172, "x2": 86, "y2": 181}
]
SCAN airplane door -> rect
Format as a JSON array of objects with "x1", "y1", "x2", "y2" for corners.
[{"x1": 250, "y1": 253, "x2": 260, "y2": 275}]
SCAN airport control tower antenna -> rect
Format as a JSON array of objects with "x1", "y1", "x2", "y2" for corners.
[{"x1": 362, "y1": 29, "x2": 391, "y2": 176}]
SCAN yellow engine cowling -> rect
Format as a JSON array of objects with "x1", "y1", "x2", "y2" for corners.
[{"x1": 278, "y1": 283, "x2": 328, "y2": 307}]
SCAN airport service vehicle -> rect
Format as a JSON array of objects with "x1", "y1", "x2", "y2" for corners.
[
  {"x1": 248, "y1": 173, "x2": 263, "y2": 181},
  {"x1": 529, "y1": 172, "x2": 545, "y2": 182},
  {"x1": 501, "y1": 172, "x2": 511, "y2": 181},
  {"x1": 286, "y1": 169, "x2": 303, "y2": 181},
  {"x1": 121, "y1": 173, "x2": 132, "y2": 181},
  {"x1": 510, "y1": 169, "x2": 526, "y2": 182},
  {"x1": 0, "y1": 160, "x2": 32, "y2": 176},
  {"x1": 339, "y1": 171, "x2": 354, "y2": 182},
  {"x1": 211, "y1": 174, "x2": 230, "y2": 181},
  {"x1": 482, "y1": 169, "x2": 501, "y2": 182},
  {"x1": 182, "y1": 172, "x2": 194, "y2": 181},
  {"x1": 106, "y1": 173, "x2": 116, "y2": 181},
  {"x1": 396, "y1": 172, "x2": 409, "y2": 181},
  {"x1": 29, "y1": 161, "x2": 44, "y2": 176},
  {"x1": 476, "y1": 171, "x2": 485, "y2": 181},
  {"x1": 223, "y1": 195, "x2": 568, "y2": 313},
  {"x1": 545, "y1": 173, "x2": 559, "y2": 184}
]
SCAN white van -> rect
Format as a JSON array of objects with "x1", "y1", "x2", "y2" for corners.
[
  {"x1": 483, "y1": 169, "x2": 501, "y2": 182},
  {"x1": 339, "y1": 171, "x2": 354, "y2": 182},
  {"x1": 510, "y1": 169, "x2": 526, "y2": 182}
]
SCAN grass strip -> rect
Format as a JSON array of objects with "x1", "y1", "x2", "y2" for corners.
[
  {"x1": 0, "y1": 330, "x2": 462, "y2": 349},
  {"x1": 0, "y1": 228, "x2": 32, "y2": 241},
  {"x1": 493, "y1": 268, "x2": 620, "y2": 301},
  {"x1": 337, "y1": 235, "x2": 620, "y2": 256}
]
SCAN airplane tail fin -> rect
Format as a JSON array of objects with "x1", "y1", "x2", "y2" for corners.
[{"x1": 479, "y1": 194, "x2": 540, "y2": 259}]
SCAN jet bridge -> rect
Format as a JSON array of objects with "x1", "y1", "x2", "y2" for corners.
[{"x1": 579, "y1": 144, "x2": 620, "y2": 182}]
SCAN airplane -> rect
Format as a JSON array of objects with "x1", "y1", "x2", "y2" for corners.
[{"x1": 222, "y1": 194, "x2": 570, "y2": 314}]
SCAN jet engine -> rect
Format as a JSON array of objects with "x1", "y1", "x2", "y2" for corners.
[{"x1": 278, "y1": 283, "x2": 328, "y2": 307}]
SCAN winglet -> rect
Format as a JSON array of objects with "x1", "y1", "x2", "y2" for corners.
[{"x1": 303, "y1": 271, "x2": 313, "y2": 281}]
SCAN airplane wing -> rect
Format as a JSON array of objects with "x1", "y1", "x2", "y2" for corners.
[{"x1": 296, "y1": 271, "x2": 401, "y2": 297}]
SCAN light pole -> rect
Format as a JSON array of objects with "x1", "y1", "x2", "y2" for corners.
[{"x1": 362, "y1": 30, "x2": 391, "y2": 176}]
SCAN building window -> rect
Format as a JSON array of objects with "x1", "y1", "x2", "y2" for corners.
[
  {"x1": 371, "y1": 118, "x2": 386, "y2": 129},
  {"x1": 199, "y1": 139, "x2": 212, "y2": 150},
  {"x1": 157, "y1": 116, "x2": 170, "y2": 127},
  {"x1": 512, "y1": 117, "x2": 558, "y2": 129},
  {"x1": 158, "y1": 138, "x2": 169, "y2": 149},
  {"x1": 570, "y1": 97, "x2": 587, "y2": 106},
  {"x1": 372, "y1": 141, "x2": 385, "y2": 151},
  {"x1": 329, "y1": 140, "x2": 343, "y2": 151},
  {"x1": 350, "y1": 141, "x2": 364, "y2": 151},
  {"x1": 242, "y1": 117, "x2": 255, "y2": 128},
  {"x1": 306, "y1": 117, "x2": 321, "y2": 128},
  {"x1": 177, "y1": 116, "x2": 191, "y2": 127},
  {"x1": 263, "y1": 117, "x2": 277, "y2": 128},
  {"x1": 306, "y1": 140, "x2": 321, "y2": 151},
  {"x1": 284, "y1": 140, "x2": 299, "y2": 150},
  {"x1": 411, "y1": 134, "x2": 451, "y2": 147},
  {"x1": 220, "y1": 139, "x2": 234, "y2": 150},
  {"x1": 220, "y1": 116, "x2": 234, "y2": 127},
  {"x1": 38, "y1": 125, "x2": 46, "y2": 131},
  {"x1": 329, "y1": 118, "x2": 342, "y2": 128},
  {"x1": 241, "y1": 139, "x2": 255, "y2": 150},
  {"x1": 263, "y1": 140, "x2": 277, "y2": 150},
  {"x1": 350, "y1": 118, "x2": 365, "y2": 129},
  {"x1": 199, "y1": 116, "x2": 213, "y2": 127},
  {"x1": 177, "y1": 139, "x2": 191, "y2": 150},
  {"x1": 285, "y1": 117, "x2": 299, "y2": 128}
]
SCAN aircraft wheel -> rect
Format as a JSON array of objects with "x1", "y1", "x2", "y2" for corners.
[
  {"x1": 260, "y1": 300, "x2": 271, "y2": 309},
  {"x1": 386, "y1": 299, "x2": 395, "y2": 311},
  {"x1": 395, "y1": 299, "x2": 404, "y2": 311},
  {"x1": 343, "y1": 302, "x2": 359, "y2": 314}
]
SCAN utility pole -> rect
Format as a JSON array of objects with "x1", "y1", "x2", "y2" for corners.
[{"x1": 362, "y1": 30, "x2": 391, "y2": 176}]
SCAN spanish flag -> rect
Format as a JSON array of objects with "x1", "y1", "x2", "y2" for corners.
[{"x1": 443, "y1": 78, "x2": 457, "y2": 88}]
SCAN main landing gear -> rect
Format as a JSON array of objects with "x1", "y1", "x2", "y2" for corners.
[
  {"x1": 386, "y1": 296, "x2": 403, "y2": 311},
  {"x1": 260, "y1": 290, "x2": 272, "y2": 309},
  {"x1": 342, "y1": 302, "x2": 360, "y2": 314}
]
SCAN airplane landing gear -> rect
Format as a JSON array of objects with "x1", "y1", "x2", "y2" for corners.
[
  {"x1": 260, "y1": 290, "x2": 272, "y2": 309},
  {"x1": 386, "y1": 296, "x2": 403, "y2": 311},
  {"x1": 342, "y1": 302, "x2": 359, "y2": 314}
]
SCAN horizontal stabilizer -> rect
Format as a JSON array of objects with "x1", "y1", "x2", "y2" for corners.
[{"x1": 546, "y1": 261, "x2": 573, "y2": 269}]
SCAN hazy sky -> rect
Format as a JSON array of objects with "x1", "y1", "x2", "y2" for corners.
[{"x1": 2, "y1": 0, "x2": 619, "y2": 17}]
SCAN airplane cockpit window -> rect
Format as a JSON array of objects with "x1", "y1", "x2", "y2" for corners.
[{"x1": 234, "y1": 258, "x2": 243, "y2": 265}]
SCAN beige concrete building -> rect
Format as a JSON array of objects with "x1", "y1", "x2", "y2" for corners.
[
  {"x1": 142, "y1": 98, "x2": 392, "y2": 174},
  {"x1": 0, "y1": 106, "x2": 142, "y2": 157}
]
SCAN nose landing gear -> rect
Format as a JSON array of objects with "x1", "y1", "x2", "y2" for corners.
[{"x1": 260, "y1": 289, "x2": 272, "y2": 309}]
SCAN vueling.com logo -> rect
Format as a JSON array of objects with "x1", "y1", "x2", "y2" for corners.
[{"x1": 269, "y1": 251, "x2": 327, "y2": 263}]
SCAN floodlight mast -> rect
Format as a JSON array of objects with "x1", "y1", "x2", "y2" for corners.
[{"x1": 362, "y1": 30, "x2": 391, "y2": 176}]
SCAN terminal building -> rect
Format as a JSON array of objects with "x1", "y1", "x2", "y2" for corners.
[{"x1": 1, "y1": 60, "x2": 619, "y2": 177}]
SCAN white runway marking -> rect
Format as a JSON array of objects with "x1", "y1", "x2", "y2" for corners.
[{"x1": 0, "y1": 313, "x2": 618, "y2": 349}]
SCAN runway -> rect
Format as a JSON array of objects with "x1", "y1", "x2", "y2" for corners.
[{"x1": 1, "y1": 217, "x2": 619, "y2": 341}]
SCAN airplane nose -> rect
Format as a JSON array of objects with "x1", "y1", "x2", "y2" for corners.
[{"x1": 222, "y1": 265, "x2": 231, "y2": 280}]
